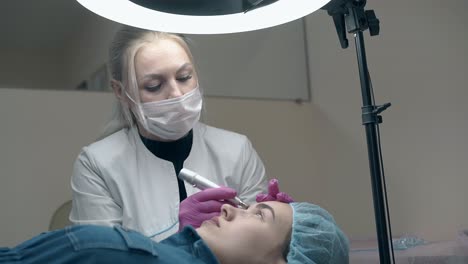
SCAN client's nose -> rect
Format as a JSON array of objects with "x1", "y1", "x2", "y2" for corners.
[{"x1": 220, "y1": 204, "x2": 240, "y2": 221}]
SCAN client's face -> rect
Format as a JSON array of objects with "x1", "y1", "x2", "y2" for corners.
[{"x1": 196, "y1": 201, "x2": 292, "y2": 264}]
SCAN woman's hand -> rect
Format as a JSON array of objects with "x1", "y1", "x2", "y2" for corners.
[
  {"x1": 179, "y1": 187, "x2": 237, "y2": 230},
  {"x1": 256, "y1": 179, "x2": 294, "y2": 203}
]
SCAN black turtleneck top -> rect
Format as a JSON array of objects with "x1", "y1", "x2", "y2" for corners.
[{"x1": 139, "y1": 130, "x2": 193, "y2": 202}]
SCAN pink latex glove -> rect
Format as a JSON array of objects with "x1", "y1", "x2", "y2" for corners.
[
  {"x1": 256, "y1": 179, "x2": 294, "y2": 203},
  {"x1": 179, "y1": 187, "x2": 237, "y2": 230}
]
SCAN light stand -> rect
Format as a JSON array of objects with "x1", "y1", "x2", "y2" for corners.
[{"x1": 322, "y1": 0, "x2": 394, "y2": 263}]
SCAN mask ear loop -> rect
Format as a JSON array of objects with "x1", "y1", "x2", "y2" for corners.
[
  {"x1": 123, "y1": 86, "x2": 138, "y2": 105},
  {"x1": 124, "y1": 85, "x2": 149, "y2": 131},
  {"x1": 113, "y1": 78, "x2": 147, "y2": 132}
]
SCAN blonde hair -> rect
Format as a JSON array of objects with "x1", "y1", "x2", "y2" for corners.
[{"x1": 98, "y1": 26, "x2": 197, "y2": 140}]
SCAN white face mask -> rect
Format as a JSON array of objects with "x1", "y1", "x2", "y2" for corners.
[{"x1": 127, "y1": 87, "x2": 203, "y2": 140}]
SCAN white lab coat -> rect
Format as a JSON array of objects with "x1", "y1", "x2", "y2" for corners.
[{"x1": 69, "y1": 122, "x2": 267, "y2": 241}]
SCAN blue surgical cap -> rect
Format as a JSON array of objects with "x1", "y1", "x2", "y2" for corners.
[{"x1": 287, "y1": 202, "x2": 349, "y2": 264}]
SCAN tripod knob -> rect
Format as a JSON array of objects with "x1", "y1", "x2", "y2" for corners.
[{"x1": 365, "y1": 10, "x2": 380, "y2": 36}]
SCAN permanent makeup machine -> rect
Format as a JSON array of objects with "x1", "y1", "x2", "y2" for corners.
[{"x1": 178, "y1": 168, "x2": 249, "y2": 209}]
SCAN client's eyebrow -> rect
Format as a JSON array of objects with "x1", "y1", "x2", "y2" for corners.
[{"x1": 256, "y1": 203, "x2": 276, "y2": 220}]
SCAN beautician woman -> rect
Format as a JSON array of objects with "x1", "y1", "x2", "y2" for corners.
[{"x1": 69, "y1": 26, "x2": 291, "y2": 241}]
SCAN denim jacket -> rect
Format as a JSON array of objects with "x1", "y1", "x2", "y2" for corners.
[{"x1": 0, "y1": 225, "x2": 219, "y2": 264}]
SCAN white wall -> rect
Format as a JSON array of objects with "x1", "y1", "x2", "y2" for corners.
[
  {"x1": 0, "y1": 89, "x2": 114, "y2": 245},
  {"x1": 1, "y1": 0, "x2": 468, "y2": 247}
]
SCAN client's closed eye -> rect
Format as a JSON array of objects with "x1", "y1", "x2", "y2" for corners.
[
  {"x1": 255, "y1": 203, "x2": 276, "y2": 221},
  {"x1": 255, "y1": 210, "x2": 265, "y2": 221}
]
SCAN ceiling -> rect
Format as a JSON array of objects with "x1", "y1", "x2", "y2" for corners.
[{"x1": 0, "y1": 0, "x2": 91, "y2": 52}]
